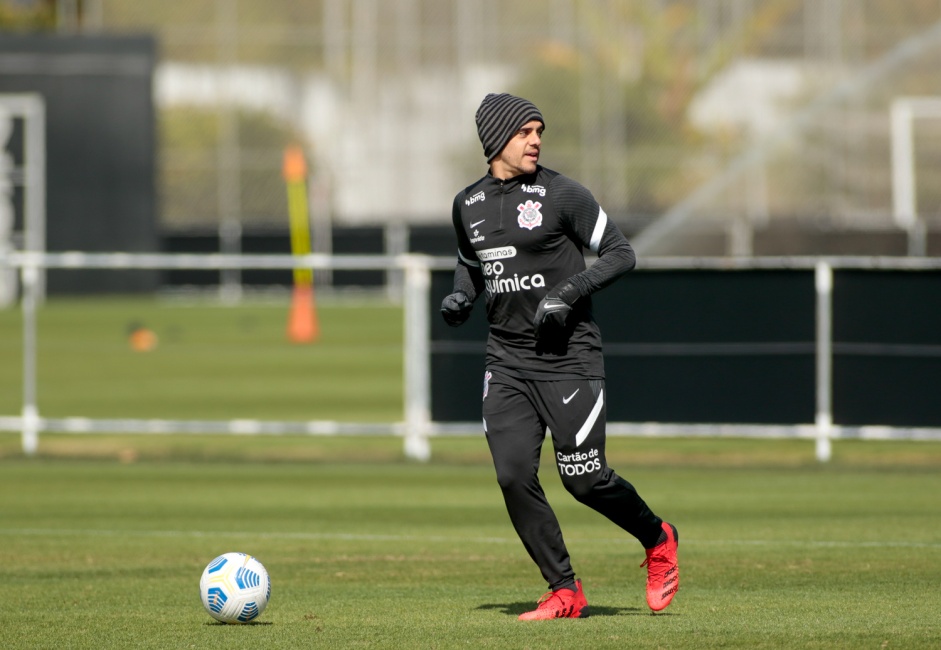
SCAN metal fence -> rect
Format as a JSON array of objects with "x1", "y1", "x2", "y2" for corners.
[{"x1": 3, "y1": 251, "x2": 941, "y2": 463}]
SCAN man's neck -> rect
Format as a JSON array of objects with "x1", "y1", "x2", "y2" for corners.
[{"x1": 489, "y1": 165, "x2": 538, "y2": 181}]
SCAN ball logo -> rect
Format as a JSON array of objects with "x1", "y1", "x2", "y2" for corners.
[
  {"x1": 517, "y1": 200, "x2": 543, "y2": 230},
  {"x1": 199, "y1": 552, "x2": 271, "y2": 624}
]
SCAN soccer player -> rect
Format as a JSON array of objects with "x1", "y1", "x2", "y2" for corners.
[{"x1": 440, "y1": 93, "x2": 679, "y2": 620}]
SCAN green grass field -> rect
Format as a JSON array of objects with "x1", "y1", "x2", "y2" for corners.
[
  {"x1": 2, "y1": 437, "x2": 940, "y2": 649},
  {"x1": 0, "y1": 296, "x2": 403, "y2": 421},
  {"x1": 2, "y1": 298, "x2": 940, "y2": 648}
]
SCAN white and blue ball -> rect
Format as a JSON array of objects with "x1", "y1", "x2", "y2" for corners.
[{"x1": 199, "y1": 552, "x2": 271, "y2": 624}]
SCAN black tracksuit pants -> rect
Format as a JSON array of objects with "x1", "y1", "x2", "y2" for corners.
[{"x1": 482, "y1": 369, "x2": 663, "y2": 590}]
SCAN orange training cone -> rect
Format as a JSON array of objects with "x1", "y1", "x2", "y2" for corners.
[
  {"x1": 287, "y1": 284, "x2": 319, "y2": 343},
  {"x1": 129, "y1": 327, "x2": 158, "y2": 352}
]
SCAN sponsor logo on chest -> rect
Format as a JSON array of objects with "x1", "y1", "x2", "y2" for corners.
[
  {"x1": 521, "y1": 184, "x2": 546, "y2": 196},
  {"x1": 465, "y1": 191, "x2": 486, "y2": 206},
  {"x1": 474, "y1": 245, "x2": 546, "y2": 296}
]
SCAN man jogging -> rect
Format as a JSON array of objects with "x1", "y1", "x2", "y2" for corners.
[{"x1": 441, "y1": 93, "x2": 679, "y2": 620}]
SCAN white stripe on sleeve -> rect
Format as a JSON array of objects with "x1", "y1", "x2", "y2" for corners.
[
  {"x1": 458, "y1": 248, "x2": 480, "y2": 267},
  {"x1": 589, "y1": 207, "x2": 608, "y2": 253}
]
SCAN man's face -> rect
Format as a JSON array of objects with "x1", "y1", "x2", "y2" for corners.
[{"x1": 491, "y1": 120, "x2": 543, "y2": 179}]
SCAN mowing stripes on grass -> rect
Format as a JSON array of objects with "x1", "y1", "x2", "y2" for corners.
[
  {"x1": 4, "y1": 527, "x2": 941, "y2": 550},
  {"x1": 3, "y1": 457, "x2": 940, "y2": 649}
]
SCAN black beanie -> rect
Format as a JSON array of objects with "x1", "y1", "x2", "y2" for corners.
[{"x1": 475, "y1": 93, "x2": 544, "y2": 162}]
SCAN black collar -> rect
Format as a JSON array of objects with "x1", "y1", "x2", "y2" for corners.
[{"x1": 486, "y1": 166, "x2": 541, "y2": 191}]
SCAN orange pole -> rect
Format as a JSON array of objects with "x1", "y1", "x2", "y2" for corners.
[{"x1": 283, "y1": 145, "x2": 319, "y2": 343}]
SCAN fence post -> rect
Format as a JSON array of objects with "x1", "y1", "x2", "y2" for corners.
[
  {"x1": 815, "y1": 261, "x2": 833, "y2": 462},
  {"x1": 20, "y1": 257, "x2": 40, "y2": 455},
  {"x1": 22, "y1": 95, "x2": 46, "y2": 304},
  {"x1": 402, "y1": 254, "x2": 431, "y2": 461}
]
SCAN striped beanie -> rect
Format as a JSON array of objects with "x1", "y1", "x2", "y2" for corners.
[{"x1": 475, "y1": 93, "x2": 544, "y2": 162}]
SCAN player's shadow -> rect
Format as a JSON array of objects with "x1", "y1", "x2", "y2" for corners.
[{"x1": 476, "y1": 602, "x2": 646, "y2": 617}]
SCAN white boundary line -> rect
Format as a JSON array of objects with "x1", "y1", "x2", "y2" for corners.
[
  {"x1": 2, "y1": 528, "x2": 940, "y2": 550},
  {"x1": 4, "y1": 417, "x2": 941, "y2": 441}
]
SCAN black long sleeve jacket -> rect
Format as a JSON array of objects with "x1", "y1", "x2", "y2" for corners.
[{"x1": 450, "y1": 165, "x2": 635, "y2": 379}]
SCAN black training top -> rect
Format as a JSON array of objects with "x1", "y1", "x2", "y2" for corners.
[{"x1": 450, "y1": 165, "x2": 636, "y2": 380}]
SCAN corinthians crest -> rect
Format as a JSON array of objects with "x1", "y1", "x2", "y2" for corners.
[{"x1": 517, "y1": 200, "x2": 543, "y2": 230}]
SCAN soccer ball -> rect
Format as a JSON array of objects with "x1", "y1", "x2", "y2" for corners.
[{"x1": 199, "y1": 552, "x2": 271, "y2": 624}]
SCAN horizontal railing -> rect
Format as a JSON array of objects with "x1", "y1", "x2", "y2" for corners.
[{"x1": 3, "y1": 252, "x2": 941, "y2": 462}]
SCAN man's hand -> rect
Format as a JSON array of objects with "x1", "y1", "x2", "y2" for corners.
[
  {"x1": 440, "y1": 291, "x2": 473, "y2": 327},
  {"x1": 533, "y1": 281, "x2": 579, "y2": 340}
]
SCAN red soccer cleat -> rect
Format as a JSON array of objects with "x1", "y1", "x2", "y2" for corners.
[
  {"x1": 641, "y1": 521, "x2": 679, "y2": 612},
  {"x1": 517, "y1": 579, "x2": 590, "y2": 620}
]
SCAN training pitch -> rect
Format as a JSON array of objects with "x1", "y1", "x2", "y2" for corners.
[
  {"x1": 2, "y1": 435, "x2": 940, "y2": 649},
  {"x1": 1, "y1": 298, "x2": 939, "y2": 648}
]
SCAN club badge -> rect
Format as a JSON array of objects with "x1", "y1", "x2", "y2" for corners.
[{"x1": 517, "y1": 200, "x2": 543, "y2": 230}]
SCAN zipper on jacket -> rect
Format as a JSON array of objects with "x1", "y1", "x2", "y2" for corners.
[{"x1": 498, "y1": 178, "x2": 505, "y2": 230}]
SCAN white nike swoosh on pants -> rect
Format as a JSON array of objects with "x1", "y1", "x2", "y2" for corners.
[{"x1": 575, "y1": 389, "x2": 604, "y2": 447}]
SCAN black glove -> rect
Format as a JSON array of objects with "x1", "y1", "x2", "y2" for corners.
[
  {"x1": 533, "y1": 281, "x2": 580, "y2": 340},
  {"x1": 440, "y1": 291, "x2": 473, "y2": 327}
]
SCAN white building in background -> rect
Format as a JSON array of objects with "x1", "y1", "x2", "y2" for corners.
[
  {"x1": 155, "y1": 62, "x2": 512, "y2": 225},
  {"x1": 688, "y1": 58, "x2": 811, "y2": 138}
]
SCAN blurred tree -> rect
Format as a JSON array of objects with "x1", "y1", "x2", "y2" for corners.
[
  {"x1": 0, "y1": 0, "x2": 55, "y2": 30},
  {"x1": 160, "y1": 106, "x2": 304, "y2": 227},
  {"x1": 511, "y1": 0, "x2": 801, "y2": 218}
]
